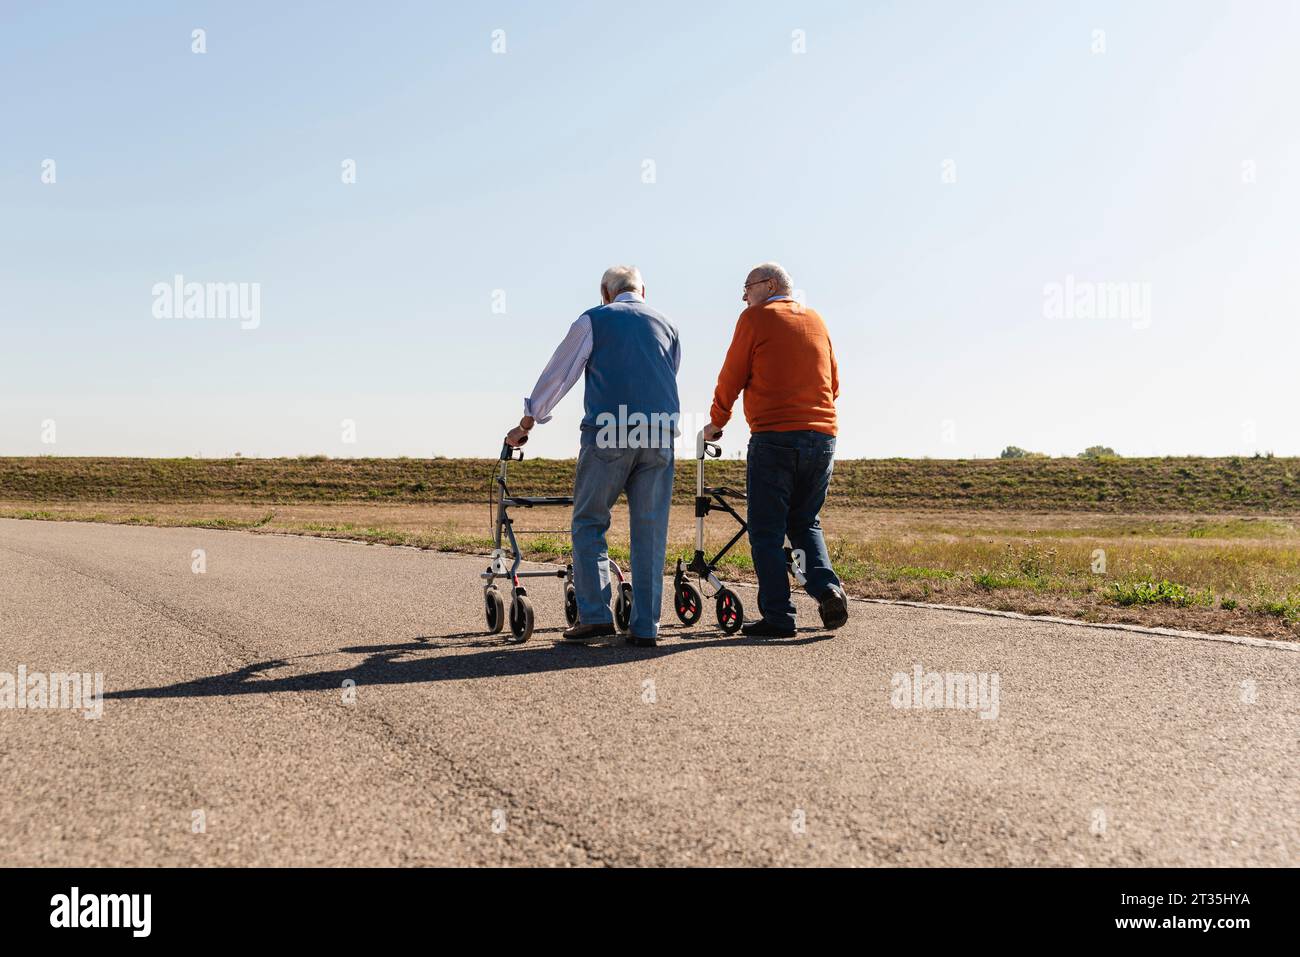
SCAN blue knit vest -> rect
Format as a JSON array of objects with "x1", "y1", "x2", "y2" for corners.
[{"x1": 580, "y1": 299, "x2": 680, "y2": 448}]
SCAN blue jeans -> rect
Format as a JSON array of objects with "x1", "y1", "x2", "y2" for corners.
[
  {"x1": 571, "y1": 443, "x2": 675, "y2": 638},
  {"x1": 746, "y1": 430, "x2": 841, "y2": 630}
]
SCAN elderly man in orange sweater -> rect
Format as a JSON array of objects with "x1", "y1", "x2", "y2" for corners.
[{"x1": 703, "y1": 262, "x2": 849, "y2": 638}]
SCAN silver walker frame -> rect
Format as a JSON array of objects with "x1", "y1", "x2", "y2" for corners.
[{"x1": 480, "y1": 442, "x2": 629, "y2": 642}]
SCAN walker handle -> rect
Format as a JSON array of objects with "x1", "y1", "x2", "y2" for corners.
[{"x1": 695, "y1": 429, "x2": 722, "y2": 460}]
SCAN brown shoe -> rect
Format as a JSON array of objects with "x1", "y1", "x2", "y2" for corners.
[{"x1": 562, "y1": 622, "x2": 616, "y2": 643}]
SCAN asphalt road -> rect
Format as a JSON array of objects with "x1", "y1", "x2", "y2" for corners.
[{"x1": 0, "y1": 518, "x2": 1295, "y2": 867}]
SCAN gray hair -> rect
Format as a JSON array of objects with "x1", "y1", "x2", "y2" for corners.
[
  {"x1": 600, "y1": 265, "x2": 643, "y2": 299},
  {"x1": 749, "y1": 261, "x2": 793, "y2": 295}
]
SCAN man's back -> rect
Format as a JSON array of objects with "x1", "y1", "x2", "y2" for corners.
[
  {"x1": 711, "y1": 299, "x2": 838, "y2": 436},
  {"x1": 582, "y1": 298, "x2": 681, "y2": 443}
]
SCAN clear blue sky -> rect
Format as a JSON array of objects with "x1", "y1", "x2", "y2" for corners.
[{"x1": 3, "y1": 0, "x2": 1297, "y2": 459}]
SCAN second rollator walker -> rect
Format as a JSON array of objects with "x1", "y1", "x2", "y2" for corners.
[{"x1": 670, "y1": 430, "x2": 806, "y2": 634}]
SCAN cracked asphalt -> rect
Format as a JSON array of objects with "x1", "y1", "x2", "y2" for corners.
[{"x1": 0, "y1": 518, "x2": 1295, "y2": 866}]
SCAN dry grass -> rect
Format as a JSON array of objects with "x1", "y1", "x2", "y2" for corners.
[
  {"x1": 4, "y1": 499, "x2": 1296, "y2": 641},
  {"x1": 5, "y1": 455, "x2": 1297, "y2": 639}
]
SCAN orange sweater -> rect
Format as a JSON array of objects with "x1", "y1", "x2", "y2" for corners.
[{"x1": 709, "y1": 299, "x2": 839, "y2": 436}]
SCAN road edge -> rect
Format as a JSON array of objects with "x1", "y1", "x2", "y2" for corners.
[
  {"x1": 492, "y1": 552, "x2": 1300, "y2": 653},
  {"x1": 4, "y1": 516, "x2": 1297, "y2": 652}
]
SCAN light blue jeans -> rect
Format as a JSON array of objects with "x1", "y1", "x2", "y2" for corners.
[{"x1": 571, "y1": 443, "x2": 675, "y2": 638}]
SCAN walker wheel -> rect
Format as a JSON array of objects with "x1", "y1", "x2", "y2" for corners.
[
  {"x1": 715, "y1": 588, "x2": 743, "y2": 635},
  {"x1": 564, "y1": 585, "x2": 579, "y2": 627},
  {"x1": 508, "y1": 594, "x2": 534, "y2": 643},
  {"x1": 613, "y1": 581, "x2": 633, "y2": 633},
  {"x1": 485, "y1": 587, "x2": 505, "y2": 633},
  {"x1": 674, "y1": 581, "x2": 703, "y2": 627}
]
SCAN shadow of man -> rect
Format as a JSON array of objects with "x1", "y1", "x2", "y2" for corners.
[{"x1": 103, "y1": 628, "x2": 833, "y2": 702}]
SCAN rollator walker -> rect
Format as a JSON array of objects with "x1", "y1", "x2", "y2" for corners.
[
  {"x1": 481, "y1": 442, "x2": 631, "y2": 643},
  {"x1": 670, "y1": 430, "x2": 808, "y2": 634}
]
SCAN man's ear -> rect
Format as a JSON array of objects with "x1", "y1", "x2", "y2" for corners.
[{"x1": 639, "y1": 284, "x2": 647, "y2": 299}]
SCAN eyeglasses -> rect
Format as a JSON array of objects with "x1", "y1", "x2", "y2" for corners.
[{"x1": 743, "y1": 279, "x2": 770, "y2": 291}]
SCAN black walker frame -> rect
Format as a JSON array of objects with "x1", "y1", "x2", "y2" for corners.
[{"x1": 669, "y1": 431, "x2": 808, "y2": 634}]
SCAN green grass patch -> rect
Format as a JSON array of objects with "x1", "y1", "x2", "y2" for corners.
[
  {"x1": 1252, "y1": 597, "x2": 1300, "y2": 624},
  {"x1": 521, "y1": 535, "x2": 572, "y2": 557},
  {"x1": 973, "y1": 571, "x2": 1043, "y2": 590},
  {"x1": 1105, "y1": 579, "x2": 1211, "y2": 608},
  {"x1": 896, "y1": 565, "x2": 958, "y2": 581}
]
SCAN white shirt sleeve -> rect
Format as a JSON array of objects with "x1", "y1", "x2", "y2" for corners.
[{"x1": 523, "y1": 314, "x2": 593, "y2": 424}]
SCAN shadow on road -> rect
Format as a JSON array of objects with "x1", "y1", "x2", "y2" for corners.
[{"x1": 102, "y1": 627, "x2": 833, "y2": 702}]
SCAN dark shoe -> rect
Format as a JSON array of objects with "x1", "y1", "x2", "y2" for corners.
[
  {"x1": 741, "y1": 619, "x2": 797, "y2": 639},
  {"x1": 562, "y1": 622, "x2": 615, "y2": 643},
  {"x1": 625, "y1": 634, "x2": 658, "y2": 648},
  {"x1": 818, "y1": 584, "x2": 849, "y2": 630}
]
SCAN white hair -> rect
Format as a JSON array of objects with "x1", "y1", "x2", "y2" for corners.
[
  {"x1": 749, "y1": 261, "x2": 793, "y2": 295},
  {"x1": 600, "y1": 265, "x2": 643, "y2": 299}
]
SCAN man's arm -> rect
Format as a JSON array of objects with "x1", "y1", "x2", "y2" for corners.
[
  {"x1": 830, "y1": 339, "x2": 839, "y2": 400},
  {"x1": 506, "y1": 315, "x2": 592, "y2": 447},
  {"x1": 706, "y1": 314, "x2": 755, "y2": 437}
]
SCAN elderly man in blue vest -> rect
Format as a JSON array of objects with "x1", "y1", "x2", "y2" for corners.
[{"x1": 505, "y1": 266, "x2": 681, "y2": 648}]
